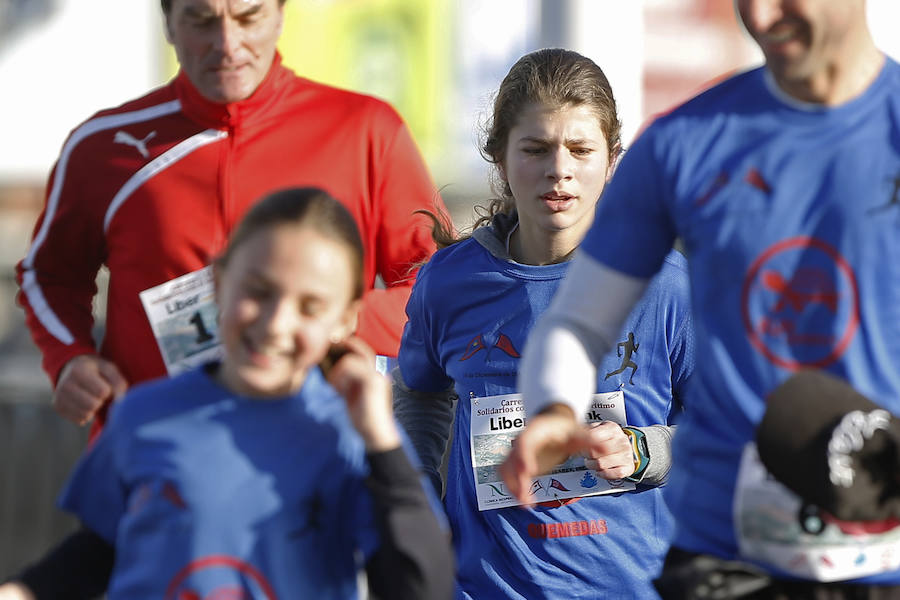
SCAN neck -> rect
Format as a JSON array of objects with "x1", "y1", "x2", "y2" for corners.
[
  {"x1": 509, "y1": 221, "x2": 586, "y2": 266},
  {"x1": 773, "y1": 36, "x2": 883, "y2": 106},
  {"x1": 213, "y1": 362, "x2": 306, "y2": 400}
]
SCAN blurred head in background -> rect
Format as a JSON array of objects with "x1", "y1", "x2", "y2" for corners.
[{"x1": 735, "y1": 0, "x2": 880, "y2": 103}]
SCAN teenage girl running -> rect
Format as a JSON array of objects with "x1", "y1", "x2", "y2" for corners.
[{"x1": 394, "y1": 49, "x2": 694, "y2": 600}]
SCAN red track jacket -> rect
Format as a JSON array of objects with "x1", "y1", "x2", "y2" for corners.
[{"x1": 17, "y1": 55, "x2": 445, "y2": 419}]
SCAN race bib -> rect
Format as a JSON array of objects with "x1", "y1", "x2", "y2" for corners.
[
  {"x1": 139, "y1": 266, "x2": 223, "y2": 375},
  {"x1": 470, "y1": 391, "x2": 635, "y2": 511},
  {"x1": 734, "y1": 442, "x2": 900, "y2": 581}
]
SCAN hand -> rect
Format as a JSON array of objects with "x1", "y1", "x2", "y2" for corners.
[
  {"x1": 53, "y1": 355, "x2": 128, "y2": 426},
  {"x1": 499, "y1": 404, "x2": 601, "y2": 505},
  {"x1": 0, "y1": 581, "x2": 36, "y2": 600},
  {"x1": 581, "y1": 421, "x2": 636, "y2": 480},
  {"x1": 323, "y1": 337, "x2": 401, "y2": 452}
]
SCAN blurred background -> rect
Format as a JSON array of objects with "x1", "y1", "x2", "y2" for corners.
[{"x1": 1, "y1": 0, "x2": 898, "y2": 578}]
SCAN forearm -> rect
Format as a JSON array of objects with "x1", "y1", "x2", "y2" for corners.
[
  {"x1": 12, "y1": 527, "x2": 113, "y2": 600},
  {"x1": 391, "y1": 368, "x2": 456, "y2": 496},
  {"x1": 16, "y1": 268, "x2": 100, "y2": 384},
  {"x1": 364, "y1": 447, "x2": 454, "y2": 600}
]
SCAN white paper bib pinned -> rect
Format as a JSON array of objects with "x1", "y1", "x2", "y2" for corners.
[
  {"x1": 139, "y1": 266, "x2": 223, "y2": 375},
  {"x1": 470, "y1": 390, "x2": 635, "y2": 511}
]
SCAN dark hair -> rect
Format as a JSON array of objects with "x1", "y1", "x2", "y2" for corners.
[
  {"x1": 161, "y1": 0, "x2": 287, "y2": 14},
  {"x1": 218, "y1": 187, "x2": 364, "y2": 300},
  {"x1": 430, "y1": 48, "x2": 622, "y2": 248}
]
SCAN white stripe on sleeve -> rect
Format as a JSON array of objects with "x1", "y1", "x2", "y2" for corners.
[{"x1": 19, "y1": 100, "x2": 191, "y2": 346}]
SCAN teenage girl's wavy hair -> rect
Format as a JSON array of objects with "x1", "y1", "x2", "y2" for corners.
[
  {"x1": 218, "y1": 187, "x2": 365, "y2": 300},
  {"x1": 427, "y1": 48, "x2": 622, "y2": 249}
]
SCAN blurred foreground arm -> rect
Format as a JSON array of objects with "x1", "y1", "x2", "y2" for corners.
[
  {"x1": 324, "y1": 337, "x2": 454, "y2": 600},
  {"x1": 1, "y1": 527, "x2": 113, "y2": 600}
]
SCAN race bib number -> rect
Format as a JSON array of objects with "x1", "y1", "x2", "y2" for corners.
[
  {"x1": 734, "y1": 443, "x2": 900, "y2": 581},
  {"x1": 470, "y1": 391, "x2": 635, "y2": 511},
  {"x1": 139, "y1": 266, "x2": 223, "y2": 375}
]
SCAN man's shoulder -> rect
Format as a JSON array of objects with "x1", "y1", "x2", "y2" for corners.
[
  {"x1": 59, "y1": 80, "x2": 181, "y2": 158},
  {"x1": 85, "y1": 80, "x2": 179, "y2": 123},
  {"x1": 282, "y1": 73, "x2": 403, "y2": 125},
  {"x1": 647, "y1": 66, "x2": 766, "y2": 132},
  {"x1": 618, "y1": 67, "x2": 768, "y2": 181}
]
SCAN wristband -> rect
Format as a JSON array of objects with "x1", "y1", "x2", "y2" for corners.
[{"x1": 622, "y1": 426, "x2": 650, "y2": 483}]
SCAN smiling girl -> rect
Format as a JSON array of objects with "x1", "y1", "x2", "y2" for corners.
[{"x1": 2, "y1": 187, "x2": 452, "y2": 600}]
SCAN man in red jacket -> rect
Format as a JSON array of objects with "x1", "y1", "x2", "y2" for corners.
[{"x1": 16, "y1": 0, "x2": 448, "y2": 437}]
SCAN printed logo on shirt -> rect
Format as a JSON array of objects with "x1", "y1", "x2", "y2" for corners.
[
  {"x1": 459, "y1": 332, "x2": 520, "y2": 361},
  {"x1": 114, "y1": 129, "x2": 157, "y2": 159},
  {"x1": 527, "y1": 519, "x2": 608, "y2": 539},
  {"x1": 694, "y1": 166, "x2": 770, "y2": 208},
  {"x1": 164, "y1": 555, "x2": 277, "y2": 600},
  {"x1": 162, "y1": 481, "x2": 188, "y2": 510},
  {"x1": 744, "y1": 168, "x2": 772, "y2": 194},
  {"x1": 128, "y1": 480, "x2": 187, "y2": 514},
  {"x1": 604, "y1": 332, "x2": 639, "y2": 384},
  {"x1": 694, "y1": 172, "x2": 730, "y2": 208},
  {"x1": 741, "y1": 236, "x2": 859, "y2": 369}
]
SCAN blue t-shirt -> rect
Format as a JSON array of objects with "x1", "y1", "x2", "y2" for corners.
[
  {"x1": 583, "y1": 61, "x2": 900, "y2": 583},
  {"x1": 400, "y1": 231, "x2": 693, "y2": 600},
  {"x1": 60, "y1": 366, "x2": 379, "y2": 599}
]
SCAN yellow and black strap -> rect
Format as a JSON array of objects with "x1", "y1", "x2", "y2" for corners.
[{"x1": 622, "y1": 426, "x2": 650, "y2": 483}]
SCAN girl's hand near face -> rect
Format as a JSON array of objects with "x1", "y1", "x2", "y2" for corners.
[{"x1": 323, "y1": 336, "x2": 401, "y2": 452}]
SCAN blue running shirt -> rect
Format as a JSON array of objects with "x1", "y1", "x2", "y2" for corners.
[
  {"x1": 60, "y1": 366, "x2": 379, "y2": 599},
  {"x1": 400, "y1": 228, "x2": 693, "y2": 600},
  {"x1": 582, "y1": 61, "x2": 900, "y2": 583}
]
